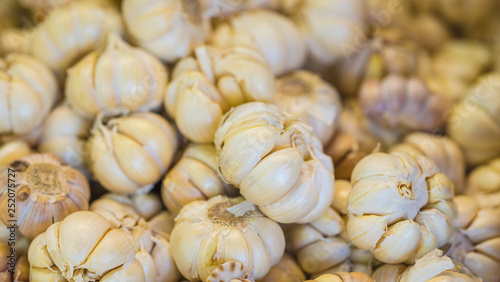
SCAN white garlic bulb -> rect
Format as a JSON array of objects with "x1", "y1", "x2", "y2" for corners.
[
  {"x1": 88, "y1": 112, "x2": 178, "y2": 194},
  {"x1": 347, "y1": 152, "x2": 455, "y2": 264},
  {"x1": 390, "y1": 132, "x2": 466, "y2": 194},
  {"x1": 212, "y1": 9, "x2": 306, "y2": 75},
  {"x1": 28, "y1": 211, "x2": 145, "y2": 281},
  {"x1": 161, "y1": 144, "x2": 238, "y2": 214},
  {"x1": 28, "y1": 0, "x2": 123, "y2": 79},
  {"x1": 279, "y1": 0, "x2": 366, "y2": 66},
  {"x1": 260, "y1": 253, "x2": 306, "y2": 282},
  {"x1": 170, "y1": 195, "x2": 285, "y2": 281},
  {"x1": 165, "y1": 45, "x2": 275, "y2": 143},
  {"x1": 0, "y1": 139, "x2": 31, "y2": 166},
  {"x1": 122, "y1": 0, "x2": 210, "y2": 63},
  {"x1": 465, "y1": 158, "x2": 500, "y2": 208},
  {"x1": 215, "y1": 102, "x2": 334, "y2": 224},
  {"x1": 66, "y1": 34, "x2": 167, "y2": 119},
  {"x1": 447, "y1": 72, "x2": 500, "y2": 167},
  {"x1": 274, "y1": 70, "x2": 342, "y2": 145},
  {"x1": 0, "y1": 53, "x2": 58, "y2": 135},
  {"x1": 0, "y1": 154, "x2": 90, "y2": 239}
]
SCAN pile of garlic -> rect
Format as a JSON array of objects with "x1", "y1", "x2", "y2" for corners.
[{"x1": 0, "y1": 0, "x2": 499, "y2": 281}]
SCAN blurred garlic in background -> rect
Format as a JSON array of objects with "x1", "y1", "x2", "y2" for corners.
[
  {"x1": 0, "y1": 139, "x2": 31, "y2": 166},
  {"x1": 307, "y1": 272, "x2": 373, "y2": 282},
  {"x1": 0, "y1": 28, "x2": 30, "y2": 56},
  {"x1": 465, "y1": 158, "x2": 500, "y2": 208},
  {"x1": 260, "y1": 253, "x2": 306, "y2": 282},
  {"x1": 203, "y1": 0, "x2": 278, "y2": 18}
]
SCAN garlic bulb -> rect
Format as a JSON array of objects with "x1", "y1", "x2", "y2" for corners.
[
  {"x1": 88, "y1": 112, "x2": 178, "y2": 194},
  {"x1": 447, "y1": 72, "x2": 500, "y2": 166},
  {"x1": 0, "y1": 139, "x2": 31, "y2": 166},
  {"x1": 28, "y1": 0, "x2": 123, "y2": 80},
  {"x1": 0, "y1": 53, "x2": 58, "y2": 135},
  {"x1": 274, "y1": 70, "x2": 342, "y2": 145},
  {"x1": 215, "y1": 102, "x2": 334, "y2": 224},
  {"x1": 165, "y1": 45, "x2": 275, "y2": 143},
  {"x1": 307, "y1": 272, "x2": 373, "y2": 282},
  {"x1": 38, "y1": 104, "x2": 91, "y2": 176},
  {"x1": 0, "y1": 28, "x2": 29, "y2": 55},
  {"x1": 162, "y1": 144, "x2": 238, "y2": 214},
  {"x1": 203, "y1": 0, "x2": 278, "y2": 18},
  {"x1": 347, "y1": 152, "x2": 455, "y2": 264},
  {"x1": 28, "y1": 211, "x2": 145, "y2": 281},
  {"x1": 360, "y1": 73, "x2": 447, "y2": 134},
  {"x1": 390, "y1": 132, "x2": 466, "y2": 194},
  {"x1": 170, "y1": 195, "x2": 285, "y2": 281},
  {"x1": 449, "y1": 195, "x2": 500, "y2": 282},
  {"x1": 0, "y1": 154, "x2": 90, "y2": 239},
  {"x1": 260, "y1": 253, "x2": 306, "y2": 282},
  {"x1": 206, "y1": 261, "x2": 255, "y2": 282},
  {"x1": 66, "y1": 34, "x2": 167, "y2": 119},
  {"x1": 212, "y1": 9, "x2": 306, "y2": 75},
  {"x1": 122, "y1": 0, "x2": 210, "y2": 63},
  {"x1": 465, "y1": 158, "x2": 500, "y2": 208},
  {"x1": 279, "y1": 0, "x2": 366, "y2": 66}
]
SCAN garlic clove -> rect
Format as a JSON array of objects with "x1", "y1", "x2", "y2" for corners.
[
  {"x1": 474, "y1": 237, "x2": 500, "y2": 261},
  {"x1": 462, "y1": 208, "x2": 500, "y2": 244},
  {"x1": 27, "y1": 233, "x2": 53, "y2": 269},
  {"x1": 100, "y1": 259, "x2": 146, "y2": 282},
  {"x1": 463, "y1": 251, "x2": 500, "y2": 282},
  {"x1": 427, "y1": 174, "x2": 455, "y2": 203},
  {"x1": 29, "y1": 267, "x2": 66, "y2": 282},
  {"x1": 260, "y1": 253, "x2": 305, "y2": 282},
  {"x1": 332, "y1": 180, "x2": 351, "y2": 214},
  {"x1": 406, "y1": 226, "x2": 438, "y2": 264},
  {"x1": 347, "y1": 215, "x2": 387, "y2": 251},
  {"x1": 297, "y1": 237, "x2": 350, "y2": 274},
  {"x1": 151, "y1": 236, "x2": 181, "y2": 282},
  {"x1": 134, "y1": 248, "x2": 156, "y2": 282},
  {"x1": 309, "y1": 208, "x2": 344, "y2": 237},
  {"x1": 372, "y1": 220, "x2": 420, "y2": 264},
  {"x1": 454, "y1": 195, "x2": 479, "y2": 229},
  {"x1": 371, "y1": 264, "x2": 407, "y2": 282}
]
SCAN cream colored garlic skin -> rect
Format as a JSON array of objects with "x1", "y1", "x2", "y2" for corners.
[
  {"x1": 0, "y1": 53, "x2": 58, "y2": 135},
  {"x1": 206, "y1": 261, "x2": 255, "y2": 282},
  {"x1": 88, "y1": 112, "x2": 178, "y2": 195},
  {"x1": 28, "y1": 0, "x2": 123, "y2": 79},
  {"x1": 465, "y1": 158, "x2": 500, "y2": 208},
  {"x1": 274, "y1": 70, "x2": 342, "y2": 145},
  {"x1": 307, "y1": 272, "x2": 373, "y2": 282},
  {"x1": 162, "y1": 144, "x2": 238, "y2": 214},
  {"x1": 203, "y1": 0, "x2": 278, "y2": 18},
  {"x1": 215, "y1": 102, "x2": 334, "y2": 224},
  {"x1": 390, "y1": 132, "x2": 466, "y2": 194},
  {"x1": 447, "y1": 72, "x2": 500, "y2": 167},
  {"x1": 66, "y1": 34, "x2": 167, "y2": 119},
  {"x1": 165, "y1": 45, "x2": 275, "y2": 143},
  {"x1": 28, "y1": 211, "x2": 145, "y2": 281},
  {"x1": 0, "y1": 28, "x2": 29, "y2": 56},
  {"x1": 0, "y1": 139, "x2": 31, "y2": 166},
  {"x1": 0, "y1": 154, "x2": 90, "y2": 239},
  {"x1": 347, "y1": 152, "x2": 455, "y2": 264},
  {"x1": 170, "y1": 196, "x2": 285, "y2": 281},
  {"x1": 123, "y1": 0, "x2": 210, "y2": 63},
  {"x1": 260, "y1": 253, "x2": 305, "y2": 282},
  {"x1": 212, "y1": 9, "x2": 307, "y2": 76}
]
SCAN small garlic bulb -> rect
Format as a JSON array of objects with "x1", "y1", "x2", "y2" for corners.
[
  {"x1": 0, "y1": 154, "x2": 90, "y2": 239},
  {"x1": 212, "y1": 9, "x2": 306, "y2": 75},
  {"x1": 28, "y1": 211, "x2": 145, "y2": 281},
  {"x1": 122, "y1": 0, "x2": 210, "y2": 63},
  {"x1": 88, "y1": 112, "x2": 178, "y2": 194},
  {"x1": 0, "y1": 139, "x2": 31, "y2": 166},
  {"x1": 260, "y1": 253, "x2": 306, "y2": 282},
  {"x1": 66, "y1": 34, "x2": 167, "y2": 119},
  {"x1": 162, "y1": 144, "x2": 238, "y2": 214},
  {"x1": 274, "y1": 70, "x2": 342, "y2": 145},
  {"x1": 465, "y1": 158, "x2": 500, "y2": 208},
  {"x1": 170, "y1": 195, "x2": 285, "y2": 281},
  {"x1": 279, "y1": 0, "x2": 366, "y2": 66},
  {"x1": 215, "y1": 102, "x2": 334, "y2": 224},
  {"x1": 38, "y1": 104, "x2": 92, "y2": 176},
  {"x1": 307, "y1": 272, "x2": 373, "y2": 282},
  {"x1": 447, "y1": 72, "x2": 500, "y2": 167},
  {"x1": 28, "y1": 0, "x2": 123, "y2": 79},
  {"x1": 0, "y1": 53, "x2": 58, "y2": 135},
  {"x1": 207, "y1": 261, "x2": 255, "y2": 282},
  {"x1": 165, "y1": 45, "x2": 275, "y2": 143},
  {"x1": 390, "y1": 132, "x2": 466, "y2": 194},
  {"x1": 347, "y1": 152, "x2": 455, "y2": 264}
]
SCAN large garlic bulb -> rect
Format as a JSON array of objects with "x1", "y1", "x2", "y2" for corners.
[
  {"x1": 170, "y1": 195, "x2": 285, "y2": 281},
  {"x1": 447, "y1": 72, "x2": 500, "y2": 167},
  {"x1": 28, "y1": 0, "x2": 123, "y2": 79},
  {"x1": 390, "y1": 132, "x2": 466, "y2": 194},
  {"x1": 122, "y1": 0, "x2": 210, "y2": 63},
  {"x1": 449, "y1": 195, "x2": 500, "y2": 282},
  {"x1": 212, "y1": 9, "x2": 306, "y2": 76},
  {"x1": 0, "y1": 139, "x2": 31, "y2": 166},
  {"x1": 165, "y1": 45, "x2": 275, "y2": 143},
  {"x1": 465, "y1": 158, "x2": 500, "y2": 208},
  {"x1": 260, "y1": 253, "x2": 306, "y2": 282},
  {"x1": 66, "y1": 34, "x2": 167, "y2": 119},
  {"x1": 0, "y1": 53, "x2": 58, "y2": 135},
  {"x1": 88, "y1": 112, "x2": 178, "y2": 194},
  {"x1": 279, "y1": 0, "x2": 366, "y2": 66},
  {"x1": 38, "y1": 104, "x2": 92, "y2": 176},
  {"x1": 274, "y1": 70, "x2": 342, "y2": 145},
  {"x1": 214, "y1": 102, "x2": 335, "y2": 224},
  {"x1": 161, "y1": 144, "x2": 238, "y2": 214},
  {"x1": 0, "y1": 154, "x2": 90, "y2": 239},
  {"x1": 28, "y1": 211, "x2": 145, "y2": 281},
  {"x1": 347, "y1": 152, "x2": 455, "y2": 264}
]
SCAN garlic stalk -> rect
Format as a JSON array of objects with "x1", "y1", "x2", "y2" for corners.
[
  {"x1": 347, "y1": 152, "x2": 455, "y2": 264},
  {"x1": 260, "y1": 253, "x2": 306, "y2": 282},
  {"x1": 215, "y1": 102, "x2": 334, "y2": 224},
  {"x1": 0, "y1": 154, "x2": 90, "y2": 239},
  {"x1": 465, "y1": 158, "x2": 500, "y2": 208},
  {"x1": 212, "y1": 9, "x2": 307, "y2": 75},
  {"x1": 170, "y1": 195, "x2": 285, "y2": 281},
  {"x1": 0, "y1": 139, "x2": 31, "y2": 167}
]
